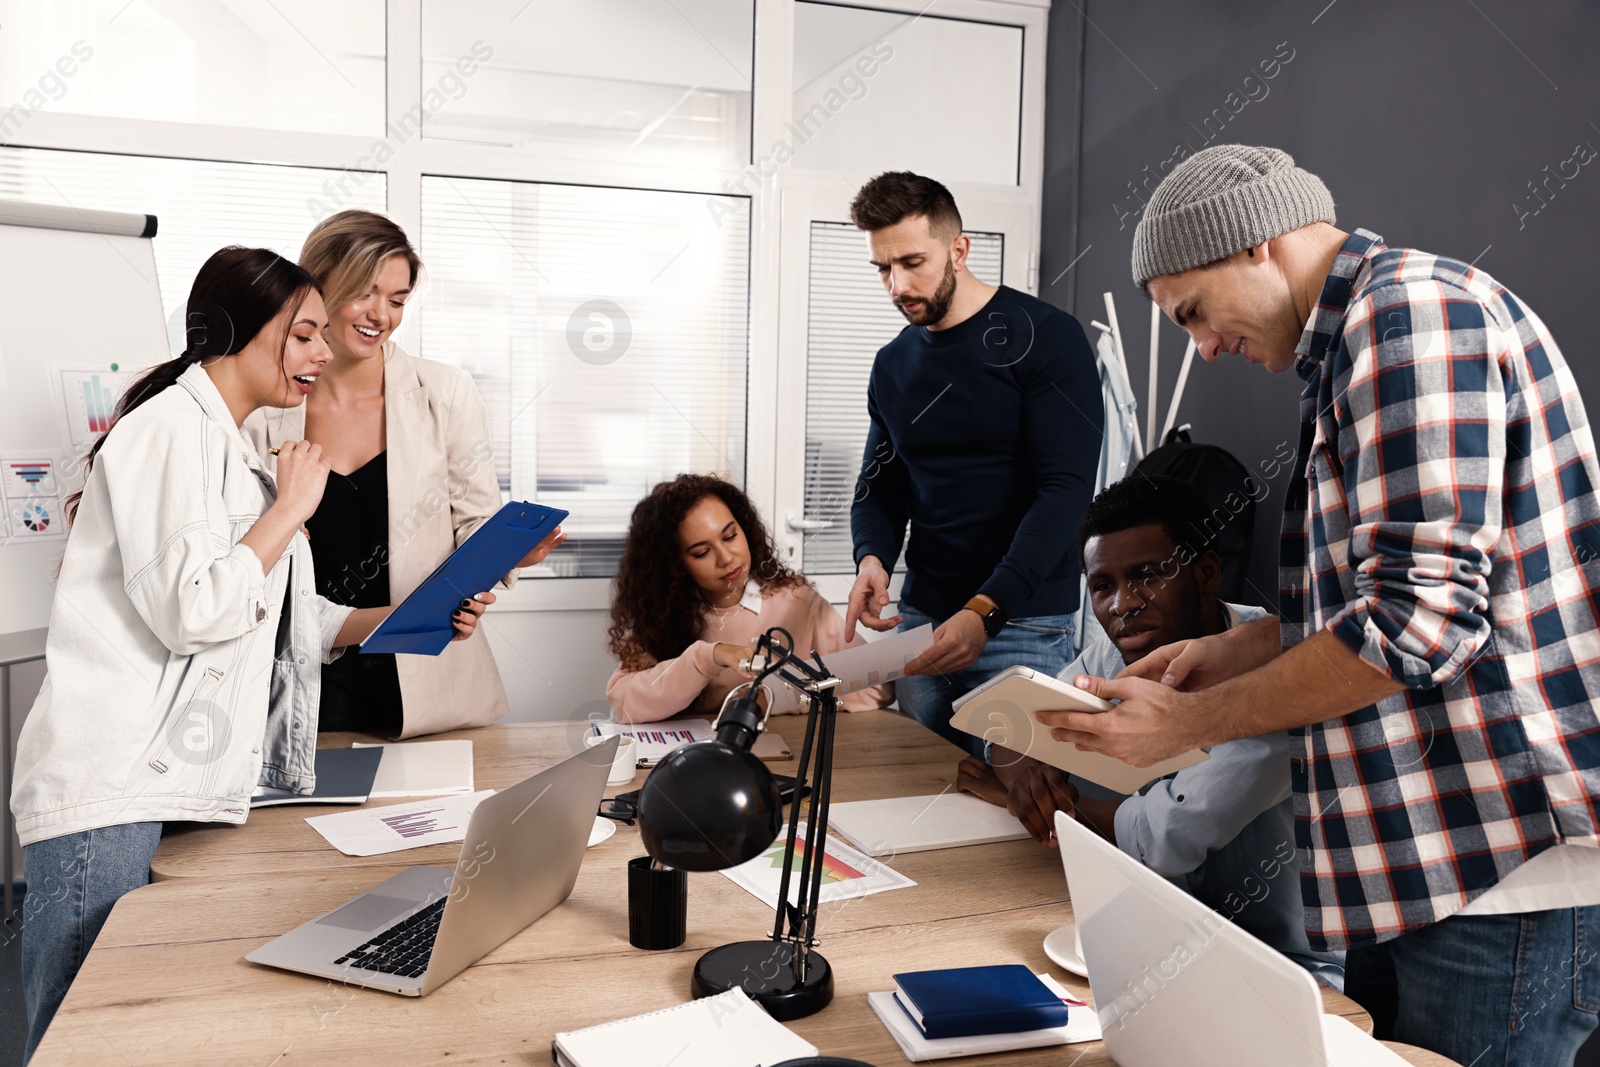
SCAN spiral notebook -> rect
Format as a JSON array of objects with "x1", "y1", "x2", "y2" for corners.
[{"x1": 551, "y1": 988, "x2": 816, "y2": 1067}]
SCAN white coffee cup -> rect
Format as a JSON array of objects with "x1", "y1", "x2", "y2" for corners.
[{"x1": 586, "y1": 733, "x2": 638, "y2": 787}]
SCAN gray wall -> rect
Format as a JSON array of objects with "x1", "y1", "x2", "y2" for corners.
[{"x1": 1040, "y1": 0, "x2": 1600, "y2": 608}]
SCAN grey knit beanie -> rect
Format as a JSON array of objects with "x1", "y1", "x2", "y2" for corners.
[{"x1": 1131, "y1": 145, "x2": 1335, "y2": 288}]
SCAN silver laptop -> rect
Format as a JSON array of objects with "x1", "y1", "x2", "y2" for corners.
[
  {"x1": 1054, "y1": 810, "x2": 1408, "y2": 1066},
  {"x1": 247, "y1": 738, "x2": 618, "y2": 997}
]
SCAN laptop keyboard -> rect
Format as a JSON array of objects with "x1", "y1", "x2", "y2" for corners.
[{"x1": 333, "y1": 897, "x2": 446, "y2": 979}]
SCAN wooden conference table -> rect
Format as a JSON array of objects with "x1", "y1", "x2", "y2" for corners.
[{"x1": 33, "y1": 711, "x2": 1457, "y2": 1066}]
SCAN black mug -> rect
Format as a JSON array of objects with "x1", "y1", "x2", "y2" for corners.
[{"x1": 628, "y1": 856, "x2": 687, "y2": 950}]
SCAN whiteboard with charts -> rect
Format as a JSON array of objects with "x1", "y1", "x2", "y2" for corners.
[{"x1": 0, "y1": 200, "x2": 167, "y2": 634}]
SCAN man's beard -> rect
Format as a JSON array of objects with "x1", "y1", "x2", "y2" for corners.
[{"x1": 895, "y1": 257, "x2": 957, "y2": 326}]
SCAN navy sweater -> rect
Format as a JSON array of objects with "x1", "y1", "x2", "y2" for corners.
[{"x1": 850, "y1": 285, "x2": 1103, "y2": 621}]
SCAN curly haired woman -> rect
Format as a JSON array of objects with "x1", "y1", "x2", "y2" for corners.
[{"x1": 605, "y1": 474, "x2": 892, "y2": 722}]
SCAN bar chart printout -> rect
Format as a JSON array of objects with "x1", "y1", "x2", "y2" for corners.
[
  {"x1": 382, "y1": 807, "x2": 453, "y2": 840},
  {"x1": 58, "y1": 369, "x2": 133, "y2": 450},
  {"x1": 305, "y1": 791, "x2": 494, "y2": 857}
]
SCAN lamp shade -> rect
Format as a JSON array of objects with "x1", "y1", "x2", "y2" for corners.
[{"x1": 637, "y1": 739, "x2": 783, "y2": 873}]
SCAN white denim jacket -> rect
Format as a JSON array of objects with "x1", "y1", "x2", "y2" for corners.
[{"x1": 11, "y1": 364, "x2": 353, "y2": 846}]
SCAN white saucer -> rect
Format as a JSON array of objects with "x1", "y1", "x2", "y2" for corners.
[
  {"x1": 587, "y1": 816, "x2": 617, "y2": 848},
  {"x1": 1043, "y1": 922, "x2": 1089, "y2": 978}
]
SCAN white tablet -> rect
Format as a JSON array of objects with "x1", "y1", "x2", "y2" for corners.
[{"x1": 949, "y1": 666, "x2": 1207, "y2": 794}]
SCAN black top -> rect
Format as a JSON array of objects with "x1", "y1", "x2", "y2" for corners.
[
  {"x1": 309, "y1": 451, "x2": 403, "y2": 736},
  {"x1": 850, "y1": 285, "x2": 1103, "y2": 620}
]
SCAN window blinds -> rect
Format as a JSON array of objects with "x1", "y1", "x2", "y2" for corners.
[
  {"x1": 800, "y1": 221, "x2": 1002, "y2": 574},
  {"x1": 419, "y1": 176, "x2": 750, "y2": 578}
]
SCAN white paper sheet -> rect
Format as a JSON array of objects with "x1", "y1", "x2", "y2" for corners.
[
  {"x1": 553, "y1": 988, "x2": 818, "y2": 1067},
  {"x1": 350, "y1": 739, "x2": 474, "y2": 797},
  {"x1": 718, "y1": 821, "x2": 915, "y2": 908},
  {"x1": 593, "y1": 718, "x2": 715, "y2": 767},
  {"x1": 768, "y1": 624, "x2": 935, "y2": 712},
  {"x1": 829, "y1": 791, "x2": 1031, "y2": 857},
  {"x1": 305, "y1": 790, "x2": 494, "y2": 857}
]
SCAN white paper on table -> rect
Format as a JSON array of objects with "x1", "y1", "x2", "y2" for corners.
[
  {"x1": 868, "y1": 973, "x2": 1099, "y2": 1061},
  {"x1": 592, "y1": 718, "x2": 715, "y2": 767},
  {"x1": 718, "y1": 821, "x2": 915, "y2": 909},
  {"x1": 767, "y1": 624, "x2": 934, "y2": 713},
  {"x1": 829, "y1": 791, "x2": 1031, "y2": 857},
  {"x1": 305, "y1": 790, "x2": 494, "y2": 857},
  {"x1": 350, "y1": 739, "x2": 474, "y2": 797}
]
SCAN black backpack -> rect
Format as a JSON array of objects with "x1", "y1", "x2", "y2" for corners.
[{"x1": 1132, "y1": 427, "x2": 1257, "y2": 602}]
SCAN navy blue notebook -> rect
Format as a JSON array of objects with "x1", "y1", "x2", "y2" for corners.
[
  {"x1": 249, "y1": 745, "x2": 384, "y2": 808},
  {"x1": 892, "y1": 964, "x2": 1069, "y2": 1040},
  {"x1": 361, "y1": 501, "x2": 567, "y2": 656}
]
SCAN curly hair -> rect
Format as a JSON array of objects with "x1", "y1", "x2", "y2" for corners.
[{"x1": 608, "y1": 474, "x2": 805, "y2": 671}]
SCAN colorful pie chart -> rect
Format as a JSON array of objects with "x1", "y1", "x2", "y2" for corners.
[{"x1": 19, "y1": 501, "x2": 50, "y2": 532}]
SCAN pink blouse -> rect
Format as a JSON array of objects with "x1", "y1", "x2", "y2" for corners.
[{"x1": 606, "y1": 581, "x2": 894, "y2": 723}]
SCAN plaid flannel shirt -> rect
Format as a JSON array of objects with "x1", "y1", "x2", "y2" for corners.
[{"x1": 1280, "y1": 228, "x2": 1600, "y2": 950}]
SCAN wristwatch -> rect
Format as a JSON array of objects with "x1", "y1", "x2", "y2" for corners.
[{"x1": 962, "y1": 596, "x2": 1007, "y2": 638}]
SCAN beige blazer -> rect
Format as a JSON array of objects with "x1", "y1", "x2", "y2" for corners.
[{"x1": 243, "y1": 342, "x2": 514, "y2": 738}]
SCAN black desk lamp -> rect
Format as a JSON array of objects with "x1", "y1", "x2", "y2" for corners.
[{"x1": 636, "y1": 626, "x2": 844, "y2": 1021}]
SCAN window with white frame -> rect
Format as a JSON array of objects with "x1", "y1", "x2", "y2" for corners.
[
  {"x1": 790, "y1": 2, "x2": 1024, "y2": 185},
  {"x1": 420, "y1": 0, "x2": 753, "y2": 171},
  {"x1": 0, "y1": 0, "x2": 386, "y2": 136},
  {"x1": 418, "y1": 175, "x2": 751, "y2": 578},
  {"x1": 0, "y1": 0, "x2": 1048, "y2": 596}
]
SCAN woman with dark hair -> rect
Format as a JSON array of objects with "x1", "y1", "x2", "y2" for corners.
[
  {"x1": 9, "y1": 246, "x2": 488, "y2": 1061},
  {"x1": 606, "y1": 474, "x2": 892, "y2": 722},
  {"x1": 244, "y1": 209, "x2": 559, "y2": 738}
]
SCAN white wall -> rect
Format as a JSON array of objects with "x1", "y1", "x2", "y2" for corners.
[{"x1": 481, "y1": 608, "x2": 616, "y2": 724}]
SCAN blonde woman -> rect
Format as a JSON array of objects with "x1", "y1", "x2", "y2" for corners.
[{"x1": 244, "y1": 210, "x2": 560, "y2": 737}]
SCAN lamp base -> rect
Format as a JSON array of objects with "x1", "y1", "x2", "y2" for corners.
[{"x1": 691, "y1": 940, "x2": 833, "y2": 1021}]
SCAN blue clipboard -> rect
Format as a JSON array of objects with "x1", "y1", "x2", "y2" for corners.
[{"x1": 360, "y1": 501, "x2": 567, "y2": 656}]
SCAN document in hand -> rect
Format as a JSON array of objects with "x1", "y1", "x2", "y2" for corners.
[
  {"x1": 361, "y1": 501, "x2": 567, "y2": 655},
  {"x1": 949, "y1": 666, "x2": 1207, "y2": 794},
  {"x1": 767, "y1": 623, "x2": 935, "y2": 712},
  {"x1": 551, "y1": 988, "x2": 816, "y2": 1067}
]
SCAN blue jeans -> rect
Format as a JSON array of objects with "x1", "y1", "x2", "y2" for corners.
[
  {"x1": 895, "y1": 604, "x2": 1073, "y2": 758},
  {"x1": 21, "y1": 822, "x2": 163, "y2": 1063},
  {"x1": 1344, "y1": 905, "x2": 1600, "y2": 1066}
]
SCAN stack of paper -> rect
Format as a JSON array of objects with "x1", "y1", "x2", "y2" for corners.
[
  {"x1": 869, "y1": 973, "x2": 1101, "y2": 1061},
  {"x1": 828, "y1": 791, "x2": 1031, "y2": 856},
  {"x1": 351, "y1": 739, "x2": 474, "y2": 797},
  {"x1": 552, "y1": 988, "x2": 816, "y2": 1067}
]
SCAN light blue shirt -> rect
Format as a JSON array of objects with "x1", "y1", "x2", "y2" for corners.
[{"x1": 1059, "y1": 602, "x2": 1344, "y2": 987}]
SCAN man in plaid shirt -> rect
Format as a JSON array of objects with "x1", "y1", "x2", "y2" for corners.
[{"x1": 1042, "y1": 145, "x2": 1600, "y2": 1066}]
